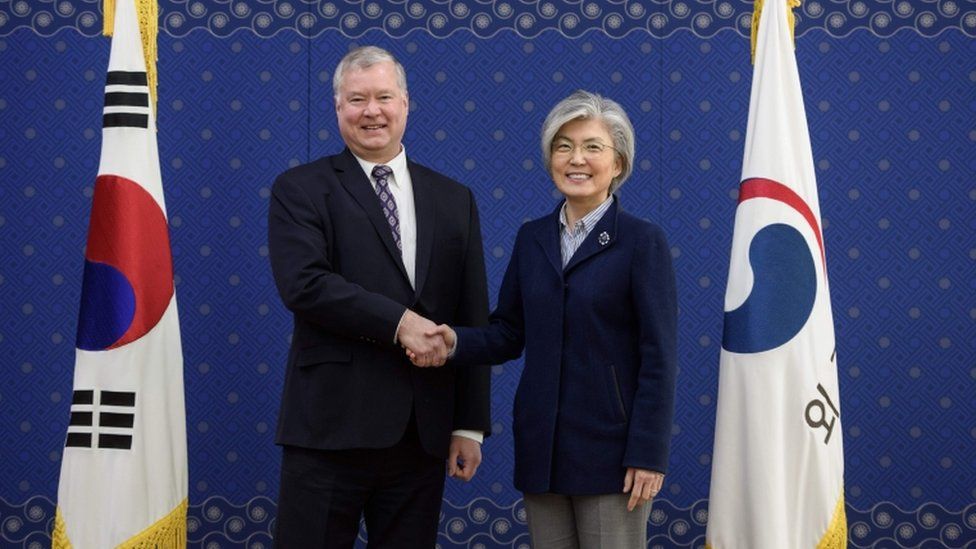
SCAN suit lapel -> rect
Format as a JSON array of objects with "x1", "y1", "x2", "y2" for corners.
[
  {"x1": 534, "y1": 205, "x2": 564, "y2": 279},
  {"x1": 563, "y1": 197, "x2": 619, "y2": 275},
  {"x1": 332, "y1": 149, "x2": 410, "y2": 282},
  {"x1": 410, "y1": 160, "x2": 435, "y2": 298}
]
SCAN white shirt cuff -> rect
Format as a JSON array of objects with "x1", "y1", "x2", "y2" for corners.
[
  {"x1": 452, "y1": 429, "x2": 484, "y2": 444},
  {"x1": 393, "y1": 309, "x2": 408, "y2": 345}
]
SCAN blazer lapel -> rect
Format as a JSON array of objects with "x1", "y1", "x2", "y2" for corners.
[
  {"x1": 563, "y1": 197, "x2": 619, "y2": 275},
  {"x1": 410, "y1": 160, "x2": 435, "y2": 298},
  {"x1": 332, "y1": 149, "x2": 410, "y2": 282},
  {"x1": 534, "y1": 205, "x2": 564, "y2": 279}
]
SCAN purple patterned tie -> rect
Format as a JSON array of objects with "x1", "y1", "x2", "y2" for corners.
[{"x1": 371, "y1": 164, "x2": 401, "y2": 252}]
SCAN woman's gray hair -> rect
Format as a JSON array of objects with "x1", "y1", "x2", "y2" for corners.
[
  {"x1": 332, "y1": 46, "x2": 408, "y2": 99},
  {"x1": 541, "y1": 90, "x2": 636, "y2": 192}
]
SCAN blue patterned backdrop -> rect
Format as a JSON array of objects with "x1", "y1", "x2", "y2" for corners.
[{"x1": 1, "y1": 1, "x2": 975, "y2": 547}]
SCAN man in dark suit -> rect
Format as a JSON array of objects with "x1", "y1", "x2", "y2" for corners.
[{"x1": 267, "y1": 45, "x2": 490, "y2": 548}]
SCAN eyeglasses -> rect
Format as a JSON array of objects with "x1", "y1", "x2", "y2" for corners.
[{"x1": 551, "y1": 140, "x2": 617, "y2": 158}]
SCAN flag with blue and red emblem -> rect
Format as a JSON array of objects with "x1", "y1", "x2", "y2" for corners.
[
  {"x1": 705, "y1": 0, "x2": 846, "y2": 547},
  {"x1": 53, "y1": 0, "x2": 187, "y2": 546}
]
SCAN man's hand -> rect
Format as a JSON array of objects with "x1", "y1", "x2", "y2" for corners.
[
  {"x1": 406, "y1": 324, "x2": 456, "y2": 367},
  {"x1": 407, "y1": 324, "x2": 457, "y2": 367},
  {"x1": 623, "y1": 468, "x2": 664, "y2": 511},
  {"x1": 398, "y1": 310, "x2": 447, "y2": 367},
  {"x1": 447, "y1": 435, "x2": 482, "y2": 482}
]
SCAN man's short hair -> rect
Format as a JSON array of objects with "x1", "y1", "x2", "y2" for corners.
[{"x1": 332, "y1": 46, "x2": 408, "y2": 99}]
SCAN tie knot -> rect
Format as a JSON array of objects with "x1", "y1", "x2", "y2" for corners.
[{"x1": 372, "y1": 164, "x2": 393, "y2": 182}]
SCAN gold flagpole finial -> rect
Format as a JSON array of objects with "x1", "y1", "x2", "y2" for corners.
[
  {"x1": 103, "y1": 0, "x2": 158, "y2": 115},
  {"x1": 751, "y1": 0, "x2": 802, "y2": 64}
]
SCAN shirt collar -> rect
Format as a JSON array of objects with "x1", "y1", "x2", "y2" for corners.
[
  {"x1": 559, "y1": 194, "x2": 615, "y2": 233},
  {"x1": 353, "y1": 146, "x2": 408, "y2": 187}
]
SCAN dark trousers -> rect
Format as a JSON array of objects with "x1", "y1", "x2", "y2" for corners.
[{"x1": 273, "y1": 419, "x2": 446, "y2": 549}]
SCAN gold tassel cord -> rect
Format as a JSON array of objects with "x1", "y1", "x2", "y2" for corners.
[
  {"x1": 103, "y1": 0, "x2": 158, "y2": 115},
  {"x1": 102, "y1": 0, "x2": 114, "y2": 37},
  {"x1": 751, "y1": 0, "x2": 802, "y2": 64}
]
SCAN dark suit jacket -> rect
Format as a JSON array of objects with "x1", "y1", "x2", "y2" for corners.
[
  {"x1": 453, "y1": 197, "x2": 678, "y2": 494},
  {"x1": 268, "y1": 148, "x2": 490, "y2": 459}
]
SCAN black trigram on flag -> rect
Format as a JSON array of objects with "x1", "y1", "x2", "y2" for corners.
[
  {"x1": 66, "y1": 389, "x2": 136, "y2": 450},
  {"x1": 103, "y1": 71, "x2": 149, "y2": 129}
]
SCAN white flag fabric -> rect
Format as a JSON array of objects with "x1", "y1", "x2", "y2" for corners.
[
  {"x1": 705, "y1": 0, "x2": 846, "y2": 547},
  {"x1": 53, "y1": 0, "x2": 188, "y2": 546}
]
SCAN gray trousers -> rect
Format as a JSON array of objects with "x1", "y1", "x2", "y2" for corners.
[{"x1": 522, "y1": 493, "x2": 652, "y2": 549}]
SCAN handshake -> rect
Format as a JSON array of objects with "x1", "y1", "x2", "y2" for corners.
[{"x1": 397, "y1": 310, "x2": 457, "y2": 367}]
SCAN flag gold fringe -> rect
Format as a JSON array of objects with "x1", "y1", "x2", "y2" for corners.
[
  {"x1": 816, "y1": 491, "x2": 848, "y2": 549},
  {"x1": 118, "y1": 498, "x2": 187, "y2": 548},
  {"x1": 51, "y1": 499, "x2": 188, "y2": 549},
  {"x1": 751, "y1": 0, "x2": 802, "y2": 64},
  {"x1": 51, "y1": 505, "x2": 71, "y2": 548},
  {"x1": 103, "y1": 0, "x2": 158, "y2": 114},
  {"x1": 703, "y1": 489, "x2": 847, "y2": 549}
]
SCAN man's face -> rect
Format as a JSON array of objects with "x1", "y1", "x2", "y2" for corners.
[{"x1": 335, "y1": 61, "x2": 409, "y2": 164}]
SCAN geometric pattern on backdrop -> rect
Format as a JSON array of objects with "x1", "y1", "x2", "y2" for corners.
[
  {"x1": 4, "y1": 496, "x2": 976, "y2": 547},
  {"x1": 0, "y1": 12, "x2": 974, "y2": 549},
  {"x1": 2, "y1": 0, "x2": 975, "y2": 38}
]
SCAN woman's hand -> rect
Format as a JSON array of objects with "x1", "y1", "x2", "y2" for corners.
[
  {"x1": 623, "y1": 467, "x2": 664, "y2": 511},
  {"x1": 428, "y1": 324, "x2": 456, "y2": 354}
]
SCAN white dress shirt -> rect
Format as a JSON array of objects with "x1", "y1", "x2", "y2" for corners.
[
  {"x1": 352, "y1": 148, "x2": 483, "y2": 445},
  {"x1": 354, "y1": 148, "x2": 416, "y2": 288}
]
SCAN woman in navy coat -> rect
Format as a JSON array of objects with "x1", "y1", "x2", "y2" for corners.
[{"x1": 421, "y1": 90, "x2": 678, "y2": 548}]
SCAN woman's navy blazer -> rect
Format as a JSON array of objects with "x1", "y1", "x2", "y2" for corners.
[{"x1": 454, "y1": 197, "x2": 678, "y2": 495}]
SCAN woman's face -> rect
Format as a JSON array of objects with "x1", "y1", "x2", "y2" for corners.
[{"x1": 549, "y1": 117, "x2": 622, "y2": 206}]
